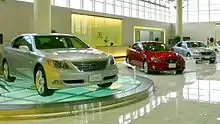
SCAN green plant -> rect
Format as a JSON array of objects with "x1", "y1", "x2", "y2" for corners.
[{"x1": 174, "y1": 36, "x2": 181, "y2": 42}]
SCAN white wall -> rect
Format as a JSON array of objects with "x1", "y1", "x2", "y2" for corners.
[
  {"x1": 174, "y1": 22, "x2": 216, "y2": 42},
  {"x1": 0, "y1": 0, "x2": 71, "y2": 42},
  {"x1": 0, "y1": 0, "x2": 172, "y2": 46}
]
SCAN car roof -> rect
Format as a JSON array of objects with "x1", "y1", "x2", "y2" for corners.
[
  {"x1": 182, "y1": 40, "x2": 202, "y2": 43},
  {"x1": 20, "y1": 33, "x2": 75, "y2": 37},
  {"x1": 136, "y1": 41, "x2": 163, "y2": 44}
]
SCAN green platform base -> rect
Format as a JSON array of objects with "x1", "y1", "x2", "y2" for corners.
[{"x1": 0, "y1": 75, "x2": 154, "y2": 120}]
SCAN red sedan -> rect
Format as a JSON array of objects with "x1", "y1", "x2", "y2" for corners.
[{"x1": 126, "y1": 41, "x2": 185, "y2": 74}]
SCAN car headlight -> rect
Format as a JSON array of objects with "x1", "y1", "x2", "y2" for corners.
[
  {"x1": 211, "y1": 51, "x2": 216, "y2": 55},
  {"x1": 150, "y1": 57, "x2": 161, "y2": 62},
  {"x1": 47, "y1": 59, "x2": 70, "y2": 69},
  {"x1": 109, "y1": 56, "x2": 116, "y2": 65}
]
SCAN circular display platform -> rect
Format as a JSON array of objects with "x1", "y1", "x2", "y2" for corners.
[{"x1": 0, "y1": 74, "x2": 154, "y2": 120}]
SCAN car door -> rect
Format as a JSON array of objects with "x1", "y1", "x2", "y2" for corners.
[
  {"x1": 130, "y1": 43, "x2": 145, "y2": 66},
  {"x1": 16, "y1": 35, "x2": 36, "y2": 78},
  {"x1": 173, "y1": 42, "x2": 182, "y2": 54},
  {"x1": 129, "y1": 43, "x2": 140, "y2": 66},
  {"x1": 181, "y1": 42, "x2": 189, "y2": 56},
  {"x1": 6, "y1": 36, "x2": 25, "y2": 75},
  {"x1": 135, "y1": 43, "x2": 145, "y2": 67}
]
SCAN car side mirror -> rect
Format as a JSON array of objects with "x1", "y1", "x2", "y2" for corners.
[{"x1": 19, "y1": 45, "x2": 30, "y2": 52}]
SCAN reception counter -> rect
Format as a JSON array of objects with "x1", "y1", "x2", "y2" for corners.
[{"x1": 96, "y1": 46, "x2": 129, "y2": 58}]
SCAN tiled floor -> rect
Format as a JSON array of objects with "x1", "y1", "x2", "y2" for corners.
[{"x1": 3, "y1": 59, "x2": 220, "y2": 124}]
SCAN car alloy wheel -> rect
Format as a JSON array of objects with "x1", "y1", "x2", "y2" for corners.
[
  {"x1": 3, "y1": 61, "x2": 15, "y2": 82},
  {"x1": 3, "y1": 62, "x2": 9, "y2": 80},
  {"x1": 209, "y1": 60, "x2": 215, "y2": 64},
  {"x1": 143, "y1": 61, "x2": 149, "y2": 74},
  {"x1": 35, "y1": 70, "x2": 46, "y2": 95},
  {"x1": 34, "y1": 66, "x2": 54, "y2": 96},
  {"x1": 186, "y1": 53, "x2": 191, "y2": 57}
]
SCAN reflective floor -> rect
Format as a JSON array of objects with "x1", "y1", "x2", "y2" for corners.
[{"x1": 2, "y1": 61, "x2": 220, "y2": 124}]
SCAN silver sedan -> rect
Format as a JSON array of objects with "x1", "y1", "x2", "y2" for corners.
[
  {"x1": 2, "y1": 33, "x2": 118, "y2": 96},
  {"x1": 173, "y1": 41, "x2": 216, "y2": 64}
]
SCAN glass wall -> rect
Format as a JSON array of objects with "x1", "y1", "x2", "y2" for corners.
[
  {"x1": 17, "y1": 0, "x2": 171, "y2": 23},
  {"x1": 169, "y1": 0, "x2": 220, "y2": 23},
  {"x1": 71, "y1": 14, "x2": 122, "y2": 47}
]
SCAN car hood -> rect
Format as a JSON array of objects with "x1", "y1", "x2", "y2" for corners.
[
  {"x1": 40, "y1": 48, "x2": 109, "y2": 61},
  {"x1": 189, "y1": 47, "x2": 213, "y2": 52},
  {"x1": 146, "y1": 51, "x2": 177, "y2": 59}
]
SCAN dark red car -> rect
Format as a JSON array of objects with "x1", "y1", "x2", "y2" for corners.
[{"x1": 126, "y1": 41, "x2": 185, "y2": 74}]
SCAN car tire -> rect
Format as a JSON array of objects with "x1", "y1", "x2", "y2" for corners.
[
  {"x1": 186, "y1": 53, "x2": 191, "y2": 57},
  {"x1": 126, "y1": 56, "x2": 130, "y2": 64},
  {"x1": 97, "y1": 82, "x2": 113, "y2": 88},
  {"x1": 209, "y1": 60, "x2": 216, "y2": 64},
  {"x1": 3, "y1": 61, "x2": 16, "y2": 82},
  {"x1": 143, "y1": 61, "x2": 150, "y2": 74},
  {"x1": 176, "y1": 69, "x2": 184, "y2": 74},
  {"x1": 34, "y1": 66, "x2": 54, "y2": 96}
]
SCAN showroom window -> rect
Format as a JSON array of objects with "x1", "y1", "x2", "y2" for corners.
[
  {"x1": 54, "y1": 0, "x2": 68, "y2": 7},
  {"x1": 17, "y1": 0, "x2": 33, "y2": 2},
  {"x1": 139, "y1": 5, "x2": 145, "y2": 19},
  {"x1": 199, "y1": 11, "x2": 209, "y2": 22},
  {"x1": 106, "y1": 0, "x2": 114, "y2": 4},
  {"x1": 188, "y1": 11, "x2": 199, "y2": 22},
  {"x1": 16, "y1": 0, "x2": 171, "y2": 23},
  {"x1": 183, "y1": 7, "x2": 188, "y2": 22},
  {"x1": 210, "y1": 11, "x2": 220, "y2": 22},
  {"x1": 115, "y1": 0, "x2": 123, "y2": 15},
  {"x1": 132, "y1": 4, "x2": 138, "y2": 18},
  {"x1": 106, "y1": 4, "x2": 114, "y2": 14},
  {"x1": 95, "y1": 1, "x2": 104, "y2": 13},
  {"x1": 84, "y1": 0, "x2": 93, "y2": 11},
  {"x1": 124, "y1": 2, "x2": 131, "y2": 17},
  {"x1": 144, "y1": 2, "x2": 150, "y2": 20},
  {"x1": 70, "y1": 0, "x2": 81, "y2": 9}
]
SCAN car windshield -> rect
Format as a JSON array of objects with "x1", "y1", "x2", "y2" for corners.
[
  {"x1": 143, "y1": 43, "x2": 168, "y2": 51},
  {"x1": 187, "y1": 42, "x2": 207, "y2": 48},
  {"x1": 34, "y1": 35, "x2": 90, "y2": 49}
]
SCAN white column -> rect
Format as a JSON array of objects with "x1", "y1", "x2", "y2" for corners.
[
  {"x1": 176, "y1": 0, "x2": 183, "y2": 37},
  {"x1": 34, "y1": 0, "x2": 51, "y2": 33}
]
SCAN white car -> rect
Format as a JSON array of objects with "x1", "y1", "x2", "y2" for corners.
[{"x1": 208, "y1": 42, "x2": 220, "y2": 52}]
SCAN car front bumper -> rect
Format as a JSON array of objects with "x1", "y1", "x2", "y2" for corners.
[
  {"x1": 148, "y1": 60, "x2": 185, "y2": 72},
  {"x1": 45, "y1": 65, "x2": 119, "y2": 89},
  {"x1": 191, "y1": 54, "x2": 216, "y2": 61}
]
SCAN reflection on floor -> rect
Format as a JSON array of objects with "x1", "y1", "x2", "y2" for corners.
[{"x1": 3, "y1": 61, "x2": 220, "y2": 124}]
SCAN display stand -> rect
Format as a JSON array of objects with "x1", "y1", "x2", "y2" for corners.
[{"x1": 0, "y1": 63, "x2": 154, "y2": 120}]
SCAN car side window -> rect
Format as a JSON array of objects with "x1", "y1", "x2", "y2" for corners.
[
  {"x1": 23, "y1": 35, "x2": 33, "y2": 51},
  {"x1": 177, "y1": 42, "x2": 182, "y2": 47},
  {"x1": 12, "y1": 36, "x2": 33, "y2": 51},
  {"x1": 132, "y1": 44, "x2": 139, "y2": 50},
  {"x1": 12, "y1": 36, "x2": 24, "y2": 49}
]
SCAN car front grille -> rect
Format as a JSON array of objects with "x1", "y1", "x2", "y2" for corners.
[
  {"x1": 72, "y1": 60, "x2": 108, "y2": 72},
  {"x1": 166, "y1": 58, "x2": 177, "y2": 63},
  {"x1": 201, "y1": 52, "x2": 212, "y2": 55}
]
